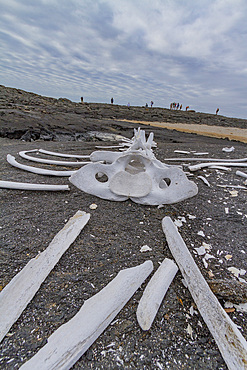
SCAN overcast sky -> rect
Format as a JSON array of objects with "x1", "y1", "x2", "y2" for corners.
[{"x1": 0, "y1": 0, "x2": 247, "y2": 119}]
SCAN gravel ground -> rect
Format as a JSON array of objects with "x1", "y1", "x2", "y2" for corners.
[{"x1": 0, "y1": 126, "x2": 247, "y2": 369}]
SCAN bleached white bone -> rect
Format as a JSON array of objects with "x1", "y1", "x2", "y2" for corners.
[
  {"x1": 0, "y1": 181, "x2": 69, "y2": 191},
  {"x1": 137, "y1": 258, "x2": 178, "y2": 330},
  {"x1": 7, "y1": 155, "x2": 76, "y2": 176},
  {"x1": 189, "y1": 162, "x2": 247, "y2": 171},
  {"x1": 20, "y1": 261, "x2": 153, "y2": 370},
  {"x1": 164, "y1": 157, "x2": 247, "y2": 162},
  {"x1": 236, "y1": 170, "x2": 247, "y2": 179},
  {"x1": 19, "y1": 150, "x2": 91, "y2": 166},
  {"x1": 38, "y1": 149, "x2": 90, "y2": 158},
  {"x1": 90, "y1": 150, "x2": 123, "y2": 163},
  {"x1": 162, "y1": 216, "x2": 247, "y2": 370},
  {"x1": 0, "y1": 211, "x2": 90, "y2": 343},
  {"x1": 70, "y1": 151, "x2": 198, "y2": 205},
  {"x1": 109, "y1": 171, "x2": 152, "y2": 197}
]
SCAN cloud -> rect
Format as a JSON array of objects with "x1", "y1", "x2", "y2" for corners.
[{"x1": 0, "y1": 0, "x2": 247, "y2": 118}]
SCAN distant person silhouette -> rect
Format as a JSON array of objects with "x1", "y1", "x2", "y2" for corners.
[
  {"x1": 150, "y1": 101, "x2": 154, "y2": 107},
  {"x1": 111, "y1": 97, "x2": 114, "y2": 104},
  {"x1": 216, "y1": 108, "x2": 219, "y2": 115}
]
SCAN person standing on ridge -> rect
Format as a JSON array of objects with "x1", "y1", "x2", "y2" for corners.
[
  {"x1": 111, "y1": 97, "x2": 114, "y2": 104},
  {"x1": 216, "y1": 108, "x2": 219, "y2": 115},
  {"x1": 150, "y1": 101, "x2": 154, "y2": 107}
]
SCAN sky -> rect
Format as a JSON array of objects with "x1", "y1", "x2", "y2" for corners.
[{"x1": 0, "y1": 0, "x2": 247, "y2": 119}]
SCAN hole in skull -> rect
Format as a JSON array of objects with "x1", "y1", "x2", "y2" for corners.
[
  {"x1": 125, "y1": 158, "x2": 146, "y2": 175},
  {"x1": 159, "y1": 177, "x2": 171, "y2": 188},
  {"x1": 95, "y1": 172, "x2": 108, "y2": 183}
]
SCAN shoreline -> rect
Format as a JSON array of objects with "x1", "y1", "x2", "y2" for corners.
[{"x1": 120, "y1": 120, "x2": 247, "y2": 143}]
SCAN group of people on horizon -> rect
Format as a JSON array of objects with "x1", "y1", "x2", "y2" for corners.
[
  {"x1": 170, "y1": 102, "x2": 182, "y2": 110},
  {"x1": 109, "y1": 98, "x2": 220, "y2": 115}
]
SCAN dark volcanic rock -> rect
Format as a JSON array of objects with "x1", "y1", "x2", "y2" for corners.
[{"x1": 1, "y1": 85, "x2": 247, "y2": 142}]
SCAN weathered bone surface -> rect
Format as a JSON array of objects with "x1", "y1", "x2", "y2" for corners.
[
  {"x1": 19, "y1": 150, "x2": 91, "y2": 166},
  {"x1": 137, "y1": 258, "x2": 178, "y2": 330},
  {"x1": 189, "y1": 162, "x2": 247, "y2": 171},
  {"x1": 0, "y1": 211, "x2": 90, "y2": 343},
  {"x1": 236, "y1": 170, "x2": 247, "y2": 179},
  {"x1": 162, "y1": 216, "x2": 247, "y2": 370},
  {"x1": 0, "y1": 180, "x2": 69, "y2": 191},
  {"x1": 7, "y1": 155, "x2": 76, "y2": 177},
  {"x1": 164, "y1": 157, "x2": 247, "y2": 162},
  {"x1": 20, "y1": 261, "x2": 153, "y2": 370},
  {"x1": 70, "y1": 129, "x2": 198, "y2": 205}
]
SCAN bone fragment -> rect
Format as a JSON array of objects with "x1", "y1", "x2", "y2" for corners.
[
  {"x1": 19, "y1": 150, "x2": 91, "y2": 166},
  {"x1": 162, "y1": 216, "x2": 247, "y2": 370},
  {"x1": 7, "y1": 155, "x2": 76, "y2": 176},
  {"x1": 20, "y1": 261, "x2": 153, "y2": 370},
  {"x1": 236, "y1": 170, "x2": 247, "y2": 179},
  {"x1": 189, "y1": 162, "x2": 247, "y2": 171},
  {"x1": 38, "y1": 149, "x2": 90, "y2": 158},
  {"x1": 197, "y1": 175, "x2": 210, "y2": 186},
  {"x1": 137, "y1": 258, "x2": 178, "y2": 330},
  {"x1": 0, "y1": 181, "x2": 69, "y2": 191},
  {"x1": 0, "y1": 211, "x2": 90, "y2": 343}
]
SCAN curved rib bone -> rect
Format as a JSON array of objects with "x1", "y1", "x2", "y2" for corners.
[
  {"x1": 38, "y1": 149, "x2": 90, "y2": 159},
  {"x1": 0, "y1": 181, "x2": 69, "y2": 191},
  {"x1": 189, "y1": 162, "x2": 247, "y2": 172},
  {"x1": 7, "y1": 155, "x2": 77, "y2": 177},
  {"x1": 19, "y1": 150, "x2": 91, "y2": 166},
  {"x1": 164, "y1": 157, "x2": 247, "y2": 162}
]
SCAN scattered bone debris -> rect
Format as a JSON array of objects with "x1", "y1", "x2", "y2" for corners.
[
  {"x1": 140, "y1": 245, "x2": 152, "y2": 252},
  {"x1": 1, "y1": 128, "x2": 247, "y2": 369},
  {"x1": 0, "y1": 211, "x2": 90, "y2": 343}
]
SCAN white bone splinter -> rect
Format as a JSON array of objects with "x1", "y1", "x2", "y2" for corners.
[
  {"x1": 0, "y1": 211, "x2": 90, "y2": 343},
  {"x1": 162, "y1": 216, "x2": 247, "y2": 370},
  {"x1": 7, "y1": 155, "x2": 77, "y2": 177},
  {"x1": 20, "y1": 261, "x2": 153, "y2": 370},
  {"x1": 137, "y1": 258, "x2": 178, "y2": 330},
  {"x1": 0, "y1": 181, "x2": 69, "y2": 191},
  {"x1": 70, "y1": 129, "x2": 198, "y2": 205}
]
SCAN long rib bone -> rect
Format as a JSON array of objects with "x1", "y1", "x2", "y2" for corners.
[
  {"x1": 19, "y1": 150, "x2": 91, "y2": 166},
  {"x1": 20, "y1": 261, "x2": 153, "y2": 370},
  {"x1": 162, "y1": 216, "x2": 247, "y2": 370},
  {"x1": 7, "y1": 155, "x2": 77, "y2": 177},
  {"x1": 0, "y1": 181, "x2": 69, "y2": 191},
  {"x1": 0, "y1": 210, "x2": 90, "y2": 342}
]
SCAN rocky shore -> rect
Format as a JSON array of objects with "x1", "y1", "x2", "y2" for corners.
[
  {"x1": 1, "y1": 85, "x2": 247, "y2": 142},
  {"x1": 0, "y1": 85, "x2": 247, "y2": 369}
]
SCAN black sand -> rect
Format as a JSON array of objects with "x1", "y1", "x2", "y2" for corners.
[{"x1": 0, "y1": 86, "x2": 247, "y2": 369}]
